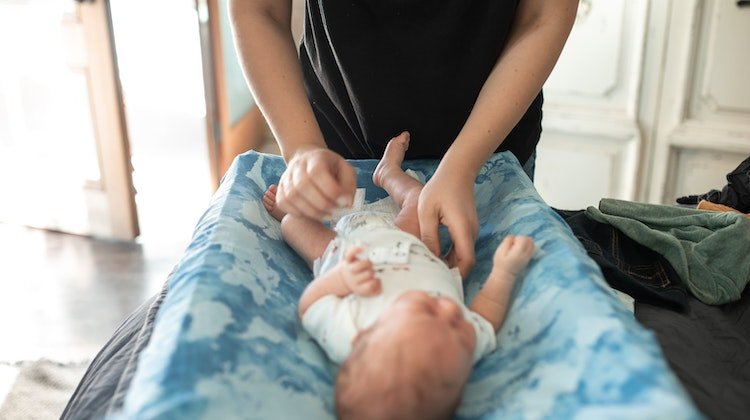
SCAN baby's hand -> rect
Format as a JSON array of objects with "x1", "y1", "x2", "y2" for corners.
[
  {"x1": 342, "y1": 246, "x2": 381, "y2": 296},
  {"x1": 492, "y1": 235, "x2": 534, "y2": 277}
]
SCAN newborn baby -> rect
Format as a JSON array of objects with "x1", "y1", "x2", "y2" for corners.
[{"x1": 264, "y1": 134, "x2": 534, "y2": 419}]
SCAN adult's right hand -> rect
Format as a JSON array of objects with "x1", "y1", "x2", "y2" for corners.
[{"x1": 276, "y1": 147, "x2": 357, "y2": 221}]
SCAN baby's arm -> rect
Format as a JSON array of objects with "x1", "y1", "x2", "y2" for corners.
[
  {"x1": 469, "y1": 235, "x2": 534, "y2": 331},
  {"x1": 298, "y1": 246, "x2": 381, "y2": 318}
]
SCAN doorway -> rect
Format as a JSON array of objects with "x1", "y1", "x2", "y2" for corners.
[
  {"x1": 109, "y1": 0, "x2": 212, "y2": 258},
  {"x1": 0, "y1": 0, "x2": 137, "y2": 239},
  {"x1": 0, "y1": 0, "x2": 211, "y2": 368}
]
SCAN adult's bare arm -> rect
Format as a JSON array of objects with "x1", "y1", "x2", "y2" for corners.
[
  {"x1": 419, "y1": 0, "x2": 578, "y2": 277},
  {"x1": 228, "y1": 0, "x2": 323, "y2": 161},
  {"x1": 228, "y1": 1, "x2": 355, "y2": 218}
]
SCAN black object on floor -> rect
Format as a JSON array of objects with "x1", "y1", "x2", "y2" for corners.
[
  {"x1": 676, "y1": 155, "x2": 750, "y2": 212},
  {"x1": 636, "y1": 287, "x2": 750, "y2": 420},
  {"x1": 553, "y1": 209, "x2": 688, "y2": 310}
]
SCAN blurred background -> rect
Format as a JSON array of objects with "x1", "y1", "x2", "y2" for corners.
[{"x1": 0, "y1": 0, "x2": 748, "y2": 398}]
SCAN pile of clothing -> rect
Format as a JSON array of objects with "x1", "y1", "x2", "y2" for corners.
[
  {"x1": 556, "y1": 155, "x2": 750, "y2": 308},
  {"x1": 554, "y1": 156, "x2": 750, "y2": 420},
  {"x1": 676, "y1": 155, "x2": 750, "y2": 217}
]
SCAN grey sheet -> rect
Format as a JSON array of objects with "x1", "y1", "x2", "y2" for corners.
[{"x1": 61, "y1": 282, "x2": 167, "y2": 419}]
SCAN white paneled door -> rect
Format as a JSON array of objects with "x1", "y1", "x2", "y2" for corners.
[
  {"x1": 648, "y1": 0, "x2": 750, "y2": 204},
  {"x1": 535, "y1": 0, "x2": 648, "y2": 209},
  {"x1": 534, "y1": 0, "x2": 750, "y2": 209},
  {"x1": 0, "y1": 0, "x2": 138, "y2": 240}
]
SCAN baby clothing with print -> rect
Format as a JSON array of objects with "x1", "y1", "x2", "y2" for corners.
[{"x1": 303, "y1": 211, "x2": 496, "y2": 364}]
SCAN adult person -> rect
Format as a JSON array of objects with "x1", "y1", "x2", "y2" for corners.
[{"x1": 228, "y1": 0, "x2": 578, "y2": 277}]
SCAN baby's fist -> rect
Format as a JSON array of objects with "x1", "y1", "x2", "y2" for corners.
[
  {"x1": 342, "y1": 246, "x2": 381, "y2": 296},
  {"x1": 493, "y1": 235, "x2": 534, "y2": 276}
]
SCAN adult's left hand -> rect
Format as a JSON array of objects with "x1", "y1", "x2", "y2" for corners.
[{"x1": 418, "y1": 168, "x2": 478, "y2": 279}]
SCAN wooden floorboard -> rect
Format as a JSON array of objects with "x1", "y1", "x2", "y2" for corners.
[{"x1": 0, "y1": 223, "x2": 178, "y2": 362}]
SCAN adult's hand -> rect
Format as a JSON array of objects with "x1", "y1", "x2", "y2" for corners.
[
  {"x1": 277, "y1": 147, "x2": 357, "y2": 220},
  {"x1": 418, "y1": 168, "x2": 478, "y2": 278}
]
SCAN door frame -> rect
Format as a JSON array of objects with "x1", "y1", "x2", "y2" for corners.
[
  {"x1": 80, "y1": 0, "x2": 139, "y2": 239},
  {"x1": 197, "y1": 0, "x2": 268, "y2": 189}
]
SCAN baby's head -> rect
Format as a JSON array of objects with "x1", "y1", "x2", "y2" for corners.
[{"x1": 335, "y1": 291, "x2": 476, "y2": 420}]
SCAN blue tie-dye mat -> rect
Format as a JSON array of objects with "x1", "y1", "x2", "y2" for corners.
[{"x1": 120, "y1": 151, "x2": 701, "y2": 419}]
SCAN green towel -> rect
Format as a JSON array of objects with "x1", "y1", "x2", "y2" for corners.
[{"x1": 586, "y1": 198, "x2": 750, "y2": 305}]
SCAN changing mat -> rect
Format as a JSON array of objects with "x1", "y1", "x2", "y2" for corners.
[{"x1": 121, "y1": 151, "x2": 701, "y2": 419}]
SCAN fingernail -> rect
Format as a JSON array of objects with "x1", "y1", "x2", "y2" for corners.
[{"x1": 337, "y1": 196, "x2": 349, "y2": 207}]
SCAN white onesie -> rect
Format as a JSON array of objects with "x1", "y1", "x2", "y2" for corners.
[{"x1": 303, "y1": 211, "x2": 497, "y2": 364}]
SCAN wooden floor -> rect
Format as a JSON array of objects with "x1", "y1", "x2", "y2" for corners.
[
  {"x1": 0, "y1": 137, "x2": 280, "y2": 364},
  {"x1": 0, "y1": 116, "x2": 279, "y2": 363},
  {"x1": 0, "y1": 223, "x2": 179, "y2": 363}
]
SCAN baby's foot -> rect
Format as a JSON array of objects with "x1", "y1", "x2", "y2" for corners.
[
  {"x1": 263, "y1": 184, "x2": 287, "y2": 222},
  {"x1": 373, "y1": 131, "x2": 410, "y2": 188}
]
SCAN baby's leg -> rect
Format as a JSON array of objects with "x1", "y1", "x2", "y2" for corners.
[
  {"x1": 372, "y1": 132, "x2": 423, "y2": 237},
  {"x1": 264, "y1": 185, "x2": 335, "y2": 265}
]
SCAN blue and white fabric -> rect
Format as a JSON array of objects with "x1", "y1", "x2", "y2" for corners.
[{"x1": 121, "y1": 151, "x2": 701, "y2": 419}]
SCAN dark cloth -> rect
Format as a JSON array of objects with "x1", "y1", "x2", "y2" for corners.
[
  {"x1": 300, "y1": 0, "x2": 542, "y2": 163},
  {"x1": 61, "y1": 283, "x2": 167, "y2": 419},
  {"x1": 677, "y1": 155, "x2": 750, "y2": 213},
  {"x1": 636, "y1": 287, "x2": 750, "y2": 420},
  {"x1": 586, "y1": 199, "x2": 750, "y2": 305},
  {"x1": 554, "y1": 209, "x2": 688, "y2": 310}
]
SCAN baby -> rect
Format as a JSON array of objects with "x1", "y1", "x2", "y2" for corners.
[{"x1": 263, "y1": 135, "x2": 534, "y2": 420}]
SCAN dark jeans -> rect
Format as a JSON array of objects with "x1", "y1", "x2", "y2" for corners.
[{"x1": 554, "y1": 209, "x2": 688, "y2": 310}]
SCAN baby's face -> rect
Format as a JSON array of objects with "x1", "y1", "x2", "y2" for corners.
[{"x1": 370, "y1": 290, "x2": 476, "y2": 383}]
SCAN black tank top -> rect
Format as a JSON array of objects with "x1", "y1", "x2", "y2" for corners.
[{"x1": 299, "y1": 0, "x2": 542, "y2": 164}]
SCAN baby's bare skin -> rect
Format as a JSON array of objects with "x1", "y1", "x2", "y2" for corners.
[
  {"x1": 371, "y1": 132, "x2": 422, "y2": 238},
  {"x1": 263, "y1": 135, "x2": 535, "y2": 319},
  {"x1": 264, "y1": 135, "x2": 535, "y2": 420}
]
